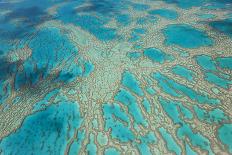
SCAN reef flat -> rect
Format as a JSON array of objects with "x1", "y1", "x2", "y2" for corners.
[{"x1": 0, "y1": 0, "x2": 232, "y2": 154}]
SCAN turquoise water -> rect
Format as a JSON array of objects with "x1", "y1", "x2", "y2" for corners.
[
  {"x1": 210, "y1": 19, "x2": 232, "y2": 38},
  {"x1": 218, "y1": 124, "x2": 232, "y2": 153},
  {"x1": 104, "y1": 148, "x2": 121, "y2": 155},
  {"x1": 0, "y1": 99, "x2": 83, "y2": 154},
  {"x1": 0, "y1": 0, "x2": 232, "y2": 154},
  {"x1": 196, "y1": 55, "x2": 232, "y2": 89},
  {"x1": 163, "y1": 24, "x2": 214, "y2": 48},
  {"x1": 87, "y1": 133, "x2": 97, "y2": 155},
  {"x1": 158, "y1": 127, "x2": 181, "y2": 155},
  {"x1": 186, "y1": 143, "x2": 198, "y2": 155},
  {"x1": 142, "y1": 98, "x2": 152, "y2": 114},
  {"x1": 136, "y1": 131, "x2": 157, "y2": 154},
  {"x1": 149, "y1": 8, "x2": 178, "y2": 20},
  {"x1": 194, "y1": 105, "x2": 229, "y2": 124},
  {"x1": 144, "y1": 47, "x2": 171, "y2": 64},
  {"x1": 197, "y1": 13, "x2": 216, "y2": 20},
  {"x1": 121, "y1": 71, "x2": 144, "y2": 96},
  {"x1": 172, "y1": 65, "x2": 196, "y2": 82}
]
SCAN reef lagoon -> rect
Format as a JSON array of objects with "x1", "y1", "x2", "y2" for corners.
[{"x1": 0, "y1": 0, "x2": 232, "y2": 154}]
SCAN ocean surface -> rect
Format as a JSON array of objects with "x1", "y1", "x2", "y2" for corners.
[{"x1": 0, "y1": 0, "x2": 232, "y2": 154}]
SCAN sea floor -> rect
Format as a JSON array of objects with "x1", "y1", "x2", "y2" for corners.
[{"x1": 0, "y1": 0, "x2": 232, "y2": 155}]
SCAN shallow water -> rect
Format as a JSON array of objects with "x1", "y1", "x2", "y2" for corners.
[{"x1": 0, "y1": 0, "x2": 232, "y2": 155}]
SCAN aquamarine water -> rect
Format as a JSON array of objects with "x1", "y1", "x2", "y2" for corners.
[
  {"x1": 163, "y1": 24, "x2": 214, "y2": 48},
  {"x1": 149, "y1": 8, "x2": 178, "y2": 20},
  {"x1": 0, "y1": 0, "x2": 232, "y2": 155}
]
